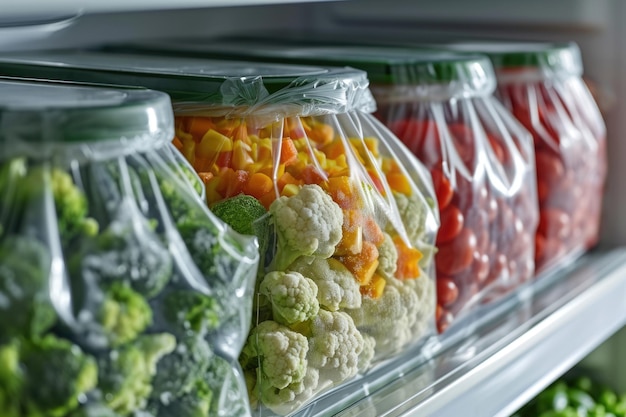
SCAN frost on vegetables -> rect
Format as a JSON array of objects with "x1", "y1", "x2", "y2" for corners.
[
  {"x1": 173, "y1": 113, "x2": 438, "y2": 414},
  {"x1": 0, "y1": 147, "x2": 259, "y2": 417}
]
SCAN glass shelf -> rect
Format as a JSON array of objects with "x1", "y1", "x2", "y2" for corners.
[{"x1": 291, "y1": 248, "x2": 626, "y2": 417}]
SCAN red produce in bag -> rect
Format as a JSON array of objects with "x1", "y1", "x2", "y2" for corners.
[{"x1": 448, "y1": 42, "x2": 606, "y2": 274}]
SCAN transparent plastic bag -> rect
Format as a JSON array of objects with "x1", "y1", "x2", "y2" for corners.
[
  {"x1": 0, "y1": 53, "x2": 439, "y2": 416},
  {"x1": 478, "y1": 42, "x2": 607, "y2": 274},
  {"x1": 371, "y1": 52, "x2": 538, "y2": 333},
  {"x1": 0, "y1": 79, "x2": 259, "y2": 417},
  {"x1": 170, "y1": 71, "x2": 439, "y2": 415}
]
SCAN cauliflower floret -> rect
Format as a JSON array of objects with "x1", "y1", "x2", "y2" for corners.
[
  {"x1": 358, "y1": 334, "x2": 376, "y2": 373},
  {"x1": 240, "y1": 320, "x2": 308, "y2": 391},
  {"x1": 270, "y1": 184, "x2": 343, "y2": 270},
  {"x1": 259, "y1": 271, "x2": 320, "y2": 325},
  {"x1": 288, "y1": 257, "x2": 361, "y2": 311},
  {"x1": 308, "y1": 310, "x2": 363, "y2": 384},
  {"x1": 258, "y1": 367, "x2": 324, "y2": 415},
  {"x1": 389, "y1": 192, "x2": 428, "y2": 244},
  {"x1": 376, "y1": 233, "x2": 398, "y2": 279},
  {"x1": 346, "y1": 273, "x2": 435, "y2": 357}
]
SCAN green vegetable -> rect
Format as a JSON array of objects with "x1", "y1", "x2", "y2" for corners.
[
  {"x1": 211, "y1": 194, "x2": 270, "y2": 258},
  {"x1": 99, "y1": 283, "x2": 153, "y2": 347},
  {"x1": 149, "y1": 379, "x2": 212, "y2": 417},
  {"x1": 0, "y1": 236, "x2": 56, "y2": 342},
  {"x1": 97, "y1": 333, "x2": 175, "y2": 415},
  {"x1": 151, "y1": 335, "x2": 213, "y2": 401},
  {"x1": 20, "y1": 335, "x2": 98, "y2": 417},
  {"x1": 161, "y1": 289, "x2": 221, "y2": 336}
]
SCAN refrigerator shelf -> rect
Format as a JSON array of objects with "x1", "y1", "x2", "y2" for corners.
[{"x1": 293, "y1": 248, "x2": 626, "y2": 417}]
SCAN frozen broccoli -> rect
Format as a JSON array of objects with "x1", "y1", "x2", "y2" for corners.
[
  {"x1": 149, "y1": 379, "x2": 212, "y2": 417},
  {"x1": 20, "y1": 334, "x2": 98, "y2": 417},
  {"x1": 97, "y1": 333, "x2": 175, "y2": 416},
  {"x1": 0, "y1": 158, "x2": 27, "y2": 234},
  {"x1": 211, "y1": 194, "x2": 271, "y2": 258},
  {"x1": 150, "y1": 335, "x2": 213, "y2": 401},
  {"x1": 66, "y1": 404, "x2": 123, "y2": 417},
  {"x1": 0, "y1": 341, "x2": 21, "y2": 417},
  {"x1": 161, "y1": 289, "x2": 221, "y2": 336},
  {"x1": 205, "y1": 355, "x2": 250, "y2": 417},
  {"x1": 98, "y1": 283, "x2": 153, "y2": 347},
  {"x1": 76, "y1": 218, "x2": 173, "y2": 299},
  {"x1": 0, "y1": 236, "x2": 56, "y2": 342}
]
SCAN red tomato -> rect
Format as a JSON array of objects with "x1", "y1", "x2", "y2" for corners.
[
  {"x1": 487, "y1": 133, "x2": 507, "y2": 164},
  {"x1": 437, "y1": 276, "x2": 459, "y2": 307},
  {"x1": 471, "y1": 251, "x2": 490, "y2": 285},
  {"x1": 431, "y1": 168, "x2": 454, "y2": 210},
  {"x1": 485, "y1": 253, "x2": 510, "y2": 287},
  {"x1": 216, "y1": 151, "x2": 232, "y2": 168},
  {"x1": 538, "y1": 208, "x2": 571, "y2": 241},
  {"x1": 437, "y1": 204, "x2": 464, "y2": 244},
  {"x1": 436, "y1": 228, "x2": 477, "y2": 276},
  {"x1": 535, "y1": 151, "x2": 565, "y2": 185},
  {"x1": 487, "y1": 196, "x2": 499, "y2": 222},
  {"x1": 437, "y1": 309, "x2": 454, "y2": 334}
]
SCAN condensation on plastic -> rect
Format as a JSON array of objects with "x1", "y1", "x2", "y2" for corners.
[
  {"x1": 0, "y1": 80, "x2": 259, "y2": 417},
  {"x1": 452, "y1": 42, "x2": 607, "y2": 274},
  {"x1": 372, "y1": 56, "x2": 538, "y2": 334},
  {"x1": 172, "y1": 73, "x2": 439, "y2": 416}
]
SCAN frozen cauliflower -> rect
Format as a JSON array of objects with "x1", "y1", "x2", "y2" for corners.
[
  {"x1": 259, "y1": 271, "x2": 320, "y2": 325},
  {"x1": 269, "y1": 184, "x2": 343, "y2": 270},
  {"x1": 376, "y1": 233, "x2": 398, "y2": 279},
  {"x1": 288, "y1": 257, "x2": 361, "y2": 311}
]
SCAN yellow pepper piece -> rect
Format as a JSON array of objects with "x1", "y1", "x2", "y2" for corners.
[{"x1": 197, "y1": 129, "x2": 233, "y2": 157}]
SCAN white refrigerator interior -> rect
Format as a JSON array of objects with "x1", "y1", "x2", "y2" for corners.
[{"x1": 2, "y1": 1, "x2": 625, "y2": 416}]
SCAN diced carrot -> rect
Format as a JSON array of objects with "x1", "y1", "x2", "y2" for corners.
[
  {"x1": 187, "y1": 117, "x2": 216, "y2": 140},
  {"x1": 335, "y1": 210, "x2": 363, "y2": 256},
  {"x1": 363, "y1": 216, "x2": 385, "y2": 246},
  {"x1": 258, "y1": 192, "x2": 277, "y2": 210},
  {"x1": 216, "y1": 168, "x2": 249, "y2": 199},
  {"x1": 172, "y1": 136, "x2": 183, "y2": 151},
  {"x1": 393, "y1": 236, "x2": 423, "y2": 279},
  {"x1": 322, "y1": 141, "x2": 346, "y2": 160},
  {"x1": 198, "y1": 172, "x2": 214, "y2": 185},
  {"x1": 360, "y1": 273, "x2": 386, "y2": 299},
  {"x1": 324, "y1": 176, "x2": 353, "y2": 207},
  {"x1": 339, "y1": 241, "x2": 379, "y2": 285},
  {"x1": 279, "y1": 138, "x2": 299, "y2": 166},
  {"x1": 307, "y1": 122, "x2": 335, "y2": 146},
  {"x1": 243, "y1": 172, "x2": 274, "y2": 200},
  {"x1": 386, "y1": 172, "x2": 412, "y2": 195},
  {"x1": 277, "y1": 172, "x2": 301, "y2": 192},
  {"x1": 301, "y1": 165, "x2": 327, "y2": 185}
]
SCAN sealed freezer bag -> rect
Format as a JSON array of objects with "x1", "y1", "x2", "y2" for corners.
[
  {"x1": 170, "y1": 65, "x2": 440, "y2": 415},
  {"x1": 446, "y1": 42, "x2": 606, "y2": 274},
  {"x1": 0, "y1": 79, "x2": 260, "y2": 417},
  {"x1": 100, "y1": 40, "x2": 538, "y2": 333},
  {"x1": 0, "y1": 53, "x2": 439, "y2": 416},
  {"x1": 367, "y1": 51, "x2": 538, "y2": 332}
]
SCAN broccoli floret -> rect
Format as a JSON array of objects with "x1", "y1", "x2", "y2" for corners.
[
  {"x1": 0, "y1": 158, "x2": 27, "y2": 235},
  {"x1": 176, "y1": 216, "x2": 244, "y2": 286},
  {"x1": 98, "y1": 283, "x2": 153, "y2": 348},
  {"x1": 50, "y1": 168, "x2": 99, "y2": 242},
  {"x1": 161, "y1": 290, "x2": 221, "y2": 336},
  {"x1": 211, "y1": 194, "x2": 271, "y2": 258},
  {"x1": 149, "y1": 379, "x2": 212, "y2": 417},
  {"x1": 0, "y1": 236, "x2": 56, "y2": 342},
  {"x1": 205, "y1": 355, "x2": 250, "y2": 417},
  {"x1": 20, "y1": 335, "x2": 98, "y2": 417},
  {"x1": 0, "y1": 341, "x2": 21, "y2": 417},
  {"x1": 66, "y1": 404, "x2": 123, "y2": 417},
  {"x1": 151, "y1": 335, "x2": 213, "y2": 402},
  {"x1": 97, "y1": 333, "x2": 175, "y2": 416},
  {"x1": 76, "y1": 218, "x2": 173, "y2": 299}
]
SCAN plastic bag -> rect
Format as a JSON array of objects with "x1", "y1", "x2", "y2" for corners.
[
  {"x1": 451, "y1": 42, "x2": 606, "y2": 274},
  {"x1": 0, "y1": 79, "x2": 259, "y2": 417},
  {"x1": 366, "y1": 51, "x2": 538, "y2": 333},
  {"x1": 0, "y1": 53, "x2": 439, "y2": 416},
  {"x1": 171, "y1": 68, "x2": 439, "y2": 416}
]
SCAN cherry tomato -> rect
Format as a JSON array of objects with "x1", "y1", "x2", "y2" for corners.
[
  {"x1": 487, "y1": 133, "x2": 507, "y2": 164},
  {"x1": 437, "y1": 204, "x2": 464, "y2": 244},
  {"x1": 538, "y1": 208, "x2": 571, "y2": 241},
  {"x1": 436, "y1": 228, "x2": 477, "y2": 276},
  {"x1": 437, "y1": 276, "x2": 459, "y2": 307},
  {"x1": 535, "y1": 151, "x2": 565, "y2": 185},
  {"x1": 485, "y1": 253, "x2": 510, "y2": 287},
  {"x1": 487, "y1": 196, "x2": 499, "y2": 222},
  {"x1": 471, "y1": 251, "x2": 490, "y2": 285},
  {"x1": 431, "y1": 168, "x2": 454, "y2": 210},
  {"x1": 437, "y1": 310, "x2": 453, "y2": 334}
]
